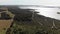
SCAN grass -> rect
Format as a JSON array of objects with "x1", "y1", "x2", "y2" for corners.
[
  {"x1": 0, "y1": 20, "x2": 13, "y2": 34},
  {"x1": 11, "y1": 23, "x2": 43, "y2": 34},
  {"x1": 9, "y1": 21, "x2": 60, "y2": 34}
]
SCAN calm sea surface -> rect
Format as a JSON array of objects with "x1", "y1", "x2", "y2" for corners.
[{"x1": 20, "y1": 7, "x2": 60, "y2": 20}]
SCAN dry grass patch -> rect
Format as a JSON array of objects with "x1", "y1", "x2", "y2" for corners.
[{"x1": 0, "y1": 19, "x2": 13, "y2": 34}]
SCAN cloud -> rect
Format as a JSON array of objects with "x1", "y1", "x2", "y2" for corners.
[
  {"x1": 0, "y1": 0, "x2": 60, "y2": 6},
  {"x1": 0, "y1": 0, "x2": 19, "y2": 5}
]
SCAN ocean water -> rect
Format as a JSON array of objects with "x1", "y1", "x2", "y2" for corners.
[{"x1": 20, "y1": 7, "x2": 60, "y2": 20}]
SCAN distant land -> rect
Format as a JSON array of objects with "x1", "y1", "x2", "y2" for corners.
[{"x1": 0, "y1": 5, "x2": 60, "y2": 8}]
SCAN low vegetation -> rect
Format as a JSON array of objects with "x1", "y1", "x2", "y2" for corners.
[{"x1": 6, "y1": 8, "x2": 60, "y2": 34}]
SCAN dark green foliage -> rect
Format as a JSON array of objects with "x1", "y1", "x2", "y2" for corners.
[
  {"x1": 6, "y1": 28, "x2": 11, "y2": 34},
  {"x1": 14, "y1": 14, "x2": 32, "y2": 22},
  {"x1": 0, "y1": 12, "x2": 11, "y2": 19},
  {"x1": 35, "y1": 31, "x2": 48, "y2": 34}
]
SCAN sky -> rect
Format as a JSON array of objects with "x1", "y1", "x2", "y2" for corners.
[{"x1": 0, "y1": 0, "x2": 60, "y2": 6}]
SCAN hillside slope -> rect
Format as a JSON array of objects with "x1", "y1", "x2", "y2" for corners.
[{"x1": 6, "y1": 7, "x2": 60, "y2": 34}]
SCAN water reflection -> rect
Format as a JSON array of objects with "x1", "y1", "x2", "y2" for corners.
[{"x1": 20, "y1": 7, "x2": 60, "y2": 20}]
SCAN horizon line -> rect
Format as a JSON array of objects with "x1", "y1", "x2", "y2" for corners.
[{"x1": 0, "y1": 5, "x2": 60, "y2": 8}]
